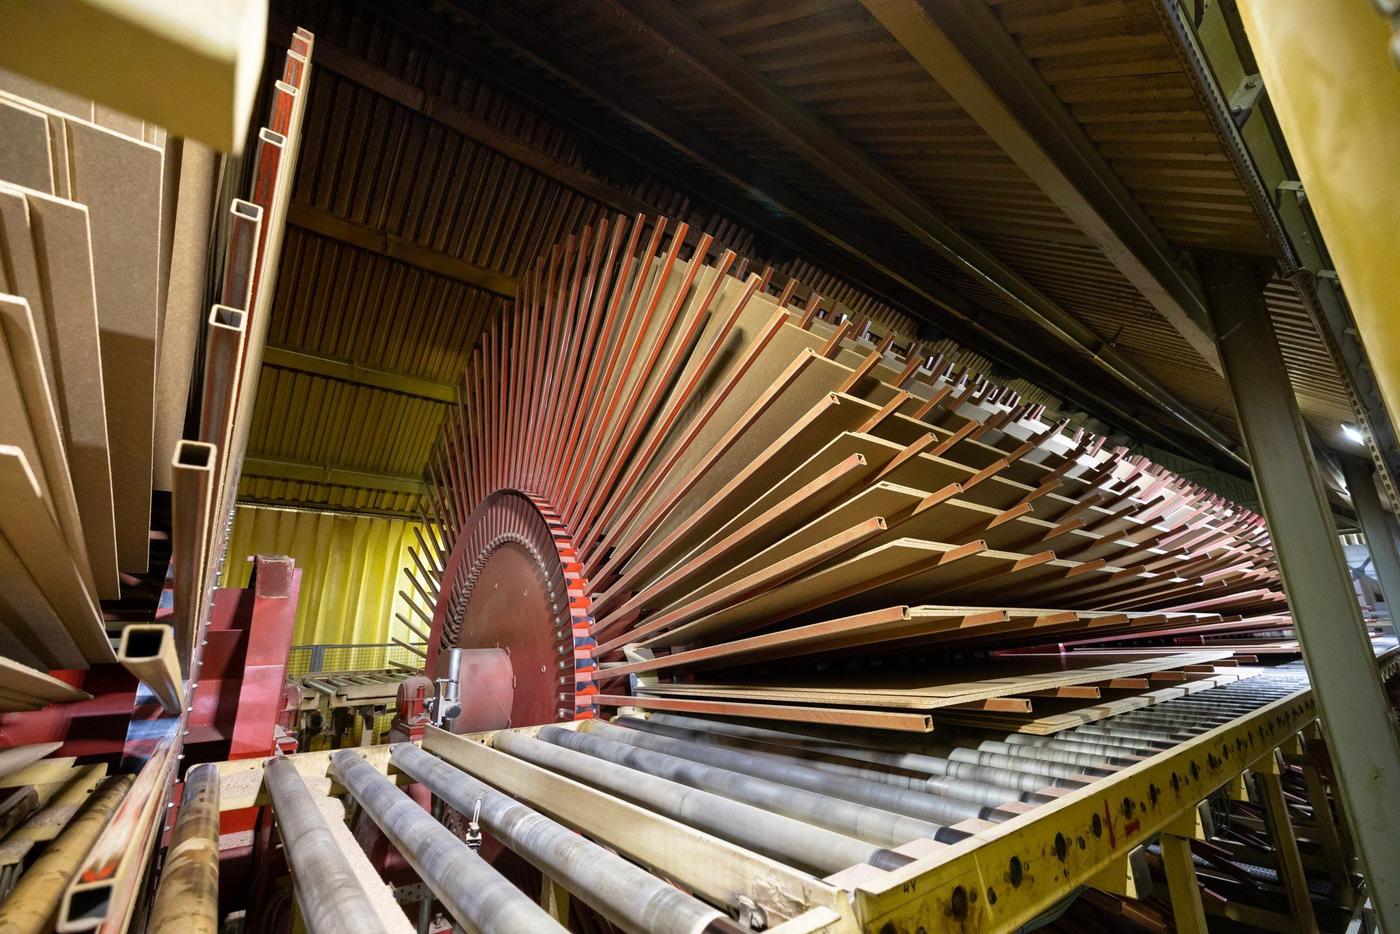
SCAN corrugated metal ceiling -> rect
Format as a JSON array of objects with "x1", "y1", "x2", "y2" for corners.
[{"x1": 240, "y1": 0, "x2": 1359, "y2": 516}]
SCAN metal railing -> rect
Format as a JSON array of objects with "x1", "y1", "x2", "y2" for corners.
[{"x1": 286, "y1": 641, "x2": 427, "y2": 678}]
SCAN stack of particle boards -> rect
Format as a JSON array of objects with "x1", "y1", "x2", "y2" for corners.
[{"x1": 0, "y1": 27, "x2": 314, "y2": 696}]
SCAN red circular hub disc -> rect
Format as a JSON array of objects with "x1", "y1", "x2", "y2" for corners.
[
  {"x1": 427, "y1": 490, "x2": 597, "y2": 731},
  {"x1": 457, "y1": 543, "x2": 558, "y2": 729}
]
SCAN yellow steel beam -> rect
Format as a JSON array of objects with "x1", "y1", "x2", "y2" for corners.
[
  {"x1": 261, "y1": 346, "x2": 459, "y2": 405},
  {"x1": 1160, "y1": 830, "x2": 1208, "y2": 934},
  {"x1": 1254, "y1": 750, "x2": 1318, "y2": 932},
  {"x1": 1235, "y1": 0, "x2": 1400, "y2": 436},
  {"x1": 852, "y1": 686, "x2": 1323, "y2": 932}
]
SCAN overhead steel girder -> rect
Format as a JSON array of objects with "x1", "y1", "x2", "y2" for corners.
[
  {"x1": 286, "y1": 202, "x2": 517, "y2": 297},
  {"x1": 594, "y1": 0, "x2": 1245, "y2": 469},
  {"x1": 433, "y1": 0, "x2": 1244, "y2": 470},
  {"x1": 261, "y1": 345, "x2": 459, "y2": 405},
  {"x1": 240, "y1": 454, "x2": 428, "y2": 498},
  {"x1": 1200, "y1": 252, "x2": 1400, "y2": 933},
  {"x1": 860, "y1": 0, "x2": 1220, "y2": 373}
]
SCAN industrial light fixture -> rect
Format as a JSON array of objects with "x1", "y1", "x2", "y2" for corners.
[{"x1": 1343, "y1": 422, "x2": 1368, "y2": 445}]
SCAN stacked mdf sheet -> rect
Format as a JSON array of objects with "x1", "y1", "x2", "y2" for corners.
[
  {"x1": 0, "y1": 29, "x2": 315, "y2": 692},
  {"x1": 409, "y1": 213, "x2": 1288, "y2": 730},
  {"x1": 0, "y1": 85, "x2": 162, "y2": 581}
]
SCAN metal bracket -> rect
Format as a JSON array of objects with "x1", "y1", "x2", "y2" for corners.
[
  {"x1": 392, "y1": 882, "x2": 430, "y2": 904},
  {"x1": 1278, "y1": 178, "x2": 1306, "y2": 204},
  {"x1": 732, "y1": 894, "x2": 768, "y2": 931},
  {"x1": 431, "y1": 647, "x2": 463, "y2": 730},
  {"x1": 465, "y1": 796, "x2": 483, "y2": 852},
  {"x1": 1228, "y1": 73, "x2": 1265, "y2": 126}
]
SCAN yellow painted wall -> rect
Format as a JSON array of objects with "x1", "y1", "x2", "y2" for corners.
[{"x1": 220, "y1": 505, "x2": 423, "y2": 646}]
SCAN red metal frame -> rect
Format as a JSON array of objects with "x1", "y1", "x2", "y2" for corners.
[{"x1": 187, "y1": 556, "x2": 300, "y2": 765}]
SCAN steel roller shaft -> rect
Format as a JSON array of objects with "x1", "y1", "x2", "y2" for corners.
[
  {"x1": 387, "y1": 743, "x2": 742, "y2": 934},
  {"x1": 490, "y1": 729, "x2": 914, "y2": 875},
  {"x1": 604, "y1": 718, "x2": 1021, "y2": 821},
  {"x1": 263, "y1": 758, "x2": 392, "y2": 934},
  {"x1": 544, "y1": 724, "x2": 951, "y2": 846},
  {"x1": 327, "y1": 750, "x2": 567, "y2": 934}
]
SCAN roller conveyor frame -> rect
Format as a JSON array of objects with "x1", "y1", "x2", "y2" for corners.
[{"x1": 205, "y1": 649, "x2": 1395, "y2": 933}]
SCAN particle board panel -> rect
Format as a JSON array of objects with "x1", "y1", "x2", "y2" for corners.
[
  {"x1": 572, "y1": 245, "x2": 703, "y2": 509},
  {"x1": 0, "y1": 96, "x2": 54, "y2": 192},
  {"x1": 868, "y1": 553, "x2": 1077, "y2": 614},
  {"x1": 63, "y1": 117, "x2": 162, "y2": 571},
  {"x1": 674, "y1": 482, "x2": 929, "y2": 608},
  {"x1": 635, "y1": 650, "x2": 1232, "y2": 711},
  {"x1": 0, "y1": 184, "x2": 118, "y2": 596},
  {"x1": 0, "y1": 69, "x2": 157, "y2": 143},
  {"x1": 575, "y1": 255, "x2": 748, "y2": 555},
  {"x1": 595, "y1": 444, "x2": 886, "y2": 622},
  {"x1": 0, "y1": 536, "x2": 75, "y2": 670},
  {"x1": 0, "y1": 656, "x2": 90, "y2": 711},
  {"x1": 602, "y1": 605, "x2": 1006, "y2": 678},
  {"x1": 0, "y1": 3, "x2": 264, "y2": 152},
  {"x1": 931, "y1": 671, "x2": 1247, "y2": 735},
  {"x1": 643, "y1": 306, "x2": 822, "y2": 505},
  {"x1": 0, "y1": 446, "x2": 112, "y2": 664},
  {"x1": 637, "y1": 344, "x2": 848, "y2": 551},
  {"x1": 605, "y1": 390, "x2": 878, "y2": 594},
  {"x1": 152, "y1": 141, "x2": 219, "y2": 493},
  {"x1": 662, "y1": 273, "x2": 790, "y2": 433},
  {"x1": 877, "y1": 447, "x2": 1043, "y2": 512},
  {"x1": 666, "y1": 430, "x2": 906, "y2": 574},
  {"x1": 0, "y1": 292, "x2": 97, "y2": 598},
  {"x1": 605, "y1": 256, "x2": 723, "y2": 463},
  {"x1": 602, "y1": 605, "x2": 1197, "y2": 680},
  {"x1": 597, "y1": 516, "x2": 891, "y2": 654},
  {"x1": 595, "y1": 693, "x2": 935, "y2": 732},
  {"x1": 644, "y1": 538, "x2": 970, "y2": 649},
  {"x1": 870, "y1": 495, "x2": 1014, "y2": 551}
]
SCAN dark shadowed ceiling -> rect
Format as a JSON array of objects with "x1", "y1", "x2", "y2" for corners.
[{"x1": 239, "y1": 0, "x2": 1363, "y2": 517}]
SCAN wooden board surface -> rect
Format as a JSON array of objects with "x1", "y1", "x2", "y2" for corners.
[
  {"x1": 0, "y1": 185, "x2": 118, "y2": 596},
  {"x1": 64, "y1": 117, "x2": 162, "y2": 571},
  {"x1": 636, "y1": 650, "x2": 1233, "y2": 710}
]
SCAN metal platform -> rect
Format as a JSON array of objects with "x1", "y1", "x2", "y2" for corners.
[{"x1": 214, "y1": 648, "x2": 1396, "y2": 933}]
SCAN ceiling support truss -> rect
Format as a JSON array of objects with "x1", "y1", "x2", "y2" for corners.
[
  {"x1": 598, "y1": 0, "x2": 1244, "y2": 468},
  {"x1": 424, "y1": 0, "x2": 1244, "y2": 470},
  {"x1": 861, "y1": 0, "x2": 1220, "y2": 372}
]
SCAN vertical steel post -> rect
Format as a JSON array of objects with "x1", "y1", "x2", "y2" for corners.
[
  {"x1": 1255, "y1": 752, "x2": 1319, "y2": 931},
  {"x1": 1159, "y1": 832, "x2": 1208, "y2": 934},
  {"x1": 1342, "y1": 454, "x2": 1400, "y2": 620},
  {"x1": 1202, "y1": 252, "x2": 1400, "y2": 928},
  {"x1": 1299, "y1": 724, "x2": 1356, "y2": 907}
]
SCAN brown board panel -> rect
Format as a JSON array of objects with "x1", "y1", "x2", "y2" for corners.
[
  {"x1": 63, "y1": 117, "x2": 162, "y2": 571},
  {"x1": 0, "y1": 184, "x2": 118, "y2": 596}
]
